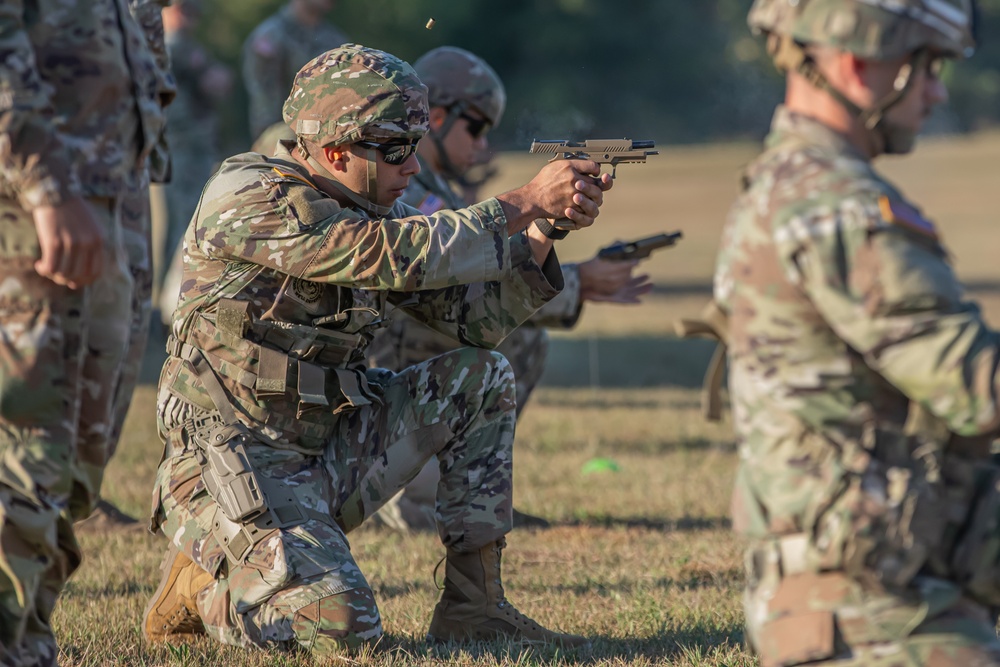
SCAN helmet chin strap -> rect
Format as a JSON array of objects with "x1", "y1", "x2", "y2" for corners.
[
  {"x1": 302, "y1": 140, "x2": 393, "y2": 217},
  {"x1": 773, "y1": 36, "x2": 924, "y2": 156},
  {"x1": 428, "y1": 102, "x2": 467, "y2": 180}
]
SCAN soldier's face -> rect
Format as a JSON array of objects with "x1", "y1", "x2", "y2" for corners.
[
  {"x1": 873, "y1": 52, "x2": 950, "y2": 138},
  {"x1": 340, "y1": 143, "x2": 421, "y2": 205},
  {"x1": 431, "y1": 106, "x2": 490, "y2": 173}
]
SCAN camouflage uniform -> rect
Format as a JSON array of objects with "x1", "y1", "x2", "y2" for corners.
[
  {"x1": 148, "y1": 46, "x2": 567, "y2": 653},
  {"x1": 0, "y1": 1, "x2": 167, "y2": 664},
  {"x1": 369, "y1": 153, "x2": 583, "y2": 407},
  {"x1": 720, "y1": 3, "x2": 1000, "y2": 665},
  {"x1": 242, "y1": 3, "x2": 348, "y2": 139}
]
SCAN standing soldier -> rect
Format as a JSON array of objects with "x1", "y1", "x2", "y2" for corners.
[
  {"x1": 142, "y1": 44, "x2": 609, "y2": 654},
  {"x1": 155, "y1": 0, "x2": 232, "y2": 299},
  {"x1": 367, "y1": 46, "x2": 652, "y2": 531},
  {"x1": 717, "y1": 1, "x2": 1000, "y2": 665},
  {"x1": 242, "y1": 0, "x2": 348, "y2": 140},
  {"x1": 0, "y1": 0, "x2": 167, "y2": 663},
  {"x1": 77, "y1": 0, "x2": 177, "y2": 532}
]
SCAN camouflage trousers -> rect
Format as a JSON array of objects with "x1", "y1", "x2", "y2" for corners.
[
  {"x1": 0, "y1": 194, "x2": 134, "y2": 667},
  {"x1": 366, "y1": 313, "x2": 547, "y2": 529},
  {"x1": 744, "y1": 540, "x2": 1000, "y2": 667},
  {"x1": 151, "y1": 347, "x2": 517, "y2": 654},
  {"x1": 109, "y1": 175, "x2": 154, "y2": 458}
]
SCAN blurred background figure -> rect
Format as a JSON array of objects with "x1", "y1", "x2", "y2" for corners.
[
  {"x1": 152, "y1": 0, "x2": 232, "y2": 314},
  {"x1": 242, "y1": 0, "x2": 349, "y2": 140}
]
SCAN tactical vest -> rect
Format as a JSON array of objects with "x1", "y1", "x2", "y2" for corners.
[{"x1": 163, "y1": 271, "x2": 386, "y2": 452}]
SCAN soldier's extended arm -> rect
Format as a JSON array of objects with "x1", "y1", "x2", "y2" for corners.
[
  {"x1": 530, "y1": 138, "x2": 658, "y2": 232},
  {"x1": 597, "y1": 232, "x2": 683, "y2": 261}
]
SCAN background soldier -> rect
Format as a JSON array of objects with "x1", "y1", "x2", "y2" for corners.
[
  {"x1": 368, "y1": 46, "x2": 652, "y2": 531},
  {"x1": 0, "y1": 0, "x2": 167, "y2": 663},
  {"x1": 143, "y1": 44, "x2": 610, "y2": 654},
  {"x1": 242, "y1": 0, "x2": 349, "y2": 140},
  {"x1": 153, "y1": 0, "x2": 232, "y2": 305},
  {"x1": 717, "y1": 1, "x2": 1000, "y2": 665}
]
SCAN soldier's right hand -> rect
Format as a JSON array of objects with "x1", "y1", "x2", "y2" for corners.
[
  {"x1": 497, "y1": 159, "x2": 612, "y2": 235},
  {"x1": 32, "y1": 196, "x2": 105, "y2": 289},
  {"x1": 528, "y1": 159, "x2": 610, "y2": 228}
]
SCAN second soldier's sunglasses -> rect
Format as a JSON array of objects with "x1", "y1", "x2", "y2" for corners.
[
  {"x1": 458, "y1": 112, "x2": 492, "y2": 139},
  {"x1": 355, "y1": 139, "x2": 419, "y2": 165}
]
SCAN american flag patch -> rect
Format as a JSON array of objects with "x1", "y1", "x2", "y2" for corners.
[
  {"x1": 878, "y1": 195, "x2": 938, "y2": 240},
  {"x1": 417, "y1": 194, "x2": 445, "y2": 215}
]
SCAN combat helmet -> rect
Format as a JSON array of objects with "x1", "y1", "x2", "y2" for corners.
[
  {"x1": 412, "y1": 46, "x2": 506, "y2": 178},
  {"x1": 748, "y1": 0, "x2": 978, "y2": 154},
  {"x1": 282, "y1": 44, "x2": 429, "y2": 216}
]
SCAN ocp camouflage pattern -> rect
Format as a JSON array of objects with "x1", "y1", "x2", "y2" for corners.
[
  {"x1": 717, "y1": 105, "x2": 1000, "y2": 665},
  {"x1": 151, "y1": 136, "x2": 563, "y2": 653},
  {"x1": 0, "y1": 0, "x2": 167, "y2": 208}
]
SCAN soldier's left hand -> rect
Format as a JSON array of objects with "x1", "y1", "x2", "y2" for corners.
[{"x1": 579, "y1": 257, "x2": 652, "y2": 304}]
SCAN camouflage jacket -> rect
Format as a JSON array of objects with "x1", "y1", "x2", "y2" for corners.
[
  {"x1": 242, "y1": 5, "x2": 349, "y2": 138},
  {"x1": 0, "y1": 0, "x2": 169, "y2": 207},
  {"x1": 163, "y1": 141, "x2": 562, "y2": 451},
  {"x1": 400, "y1": 155, "x2": 582, "y2": 328},
  {"x1": 715, "y1": 106, "x2": 1000, "y2": 547}
]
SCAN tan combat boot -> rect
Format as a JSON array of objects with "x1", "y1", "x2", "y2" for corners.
[
  {"x1": 143, "y1": 543, "x2": 214, "y2": 643},
  {"x1": 426, "y1": 538, "x2": 590, "y2": 648}
]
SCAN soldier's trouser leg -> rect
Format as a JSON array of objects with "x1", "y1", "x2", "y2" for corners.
[
  {"x1": 108, "y1": 176, "x2": 153, "y2": 459},
  {"x1": 397, "y1": 329, "x2": 546, "y2": 515},
  {"x1": 334, "y1": 347, "x2": 517, "y2": 549},
  {"x1": 744, "y1": 547, "x2": 1000, "y2": 667},
  {"x1": 152, "y1": 347, "x2": 515, "y2": 656},
  {"x1": 0, "y1": 196, "x2": 131, "y2": 667}
]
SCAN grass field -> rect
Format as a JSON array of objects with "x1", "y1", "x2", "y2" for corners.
[{"x1": 60, "y1": 132, "x2": 1000, "y2": 666}]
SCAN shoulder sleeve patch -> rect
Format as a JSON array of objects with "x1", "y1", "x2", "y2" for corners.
[
  {"x1": 416, "y1": 193, "x2": 445, "y2": 215},
  {"x1": 878, "y1": 195, "x2": 939, "y2": 241}
]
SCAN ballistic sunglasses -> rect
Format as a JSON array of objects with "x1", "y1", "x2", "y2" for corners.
[{"x1": 354, "y1": 139, "x2": 419, "y2": 165}]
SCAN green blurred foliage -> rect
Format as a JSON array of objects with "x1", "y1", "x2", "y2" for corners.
[{"x1": 194, "y1": 0, "x2": 999, "y2": 153}]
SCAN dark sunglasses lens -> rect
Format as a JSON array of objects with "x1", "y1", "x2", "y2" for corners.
[
  {"x1": 461, "y1": 114, "x2": 490, "y2": 139},
  {"x1": 381, "y1": 142, "x2": 416, "y2": 165}
]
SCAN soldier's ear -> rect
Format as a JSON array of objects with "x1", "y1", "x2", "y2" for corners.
[
  {"x1": 428, "y1": 106, "x2": 449, "y2": 131},
  {"x1": 323, "y1": 145, "x2": 349, "y2": 172}
]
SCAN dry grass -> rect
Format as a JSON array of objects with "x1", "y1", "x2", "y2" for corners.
[{"x1": 58, "y1": 132, "x2": 1000, "y2": 665}]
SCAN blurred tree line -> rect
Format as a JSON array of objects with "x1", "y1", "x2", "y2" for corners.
[{"x1": 197, "y1": 0, "x2": 1000, "y2": 153}]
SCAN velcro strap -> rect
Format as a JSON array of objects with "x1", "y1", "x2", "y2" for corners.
[
  {"x1": 334, "y1": 368, "x2": 372, "y2": 411},
  {"x1": 297, "y1": 360, "x2": 329, "y2": 407},
  {"x1": 217, "y1": 298, "x2": 250, "y2": 347},
  {"x1": 256, "y1": 346, "x2": 288, "y2": 396}
]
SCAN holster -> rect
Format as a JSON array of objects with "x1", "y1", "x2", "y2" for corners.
[{"x1": 194, "y1": 421, "x2": 266, "y2": 524}]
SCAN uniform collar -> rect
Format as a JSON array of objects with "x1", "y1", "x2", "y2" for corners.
[{"x1": 766, "y1": 105, "x2": 869, "y2": 164}]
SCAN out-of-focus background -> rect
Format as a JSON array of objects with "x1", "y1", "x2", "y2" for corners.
[{"x1": 199, "y1": 0, "x2": 1000, "y2": 154}]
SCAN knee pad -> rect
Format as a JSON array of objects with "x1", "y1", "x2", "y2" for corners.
[{"x1": 291, "y1": 587, "x2": 382, "y2": 654}]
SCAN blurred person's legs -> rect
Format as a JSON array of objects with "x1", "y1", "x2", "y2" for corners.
[
  {"x1": 0, "y1": 195, "x2": 132, "y2": 666},
  {"x1": 78, "y1": 174, "x2": 154, "y2": 530}
]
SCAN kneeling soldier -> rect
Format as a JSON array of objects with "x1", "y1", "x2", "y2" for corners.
[{"x1": 142, "y1": 44, "x2": 609, "y2": 654}]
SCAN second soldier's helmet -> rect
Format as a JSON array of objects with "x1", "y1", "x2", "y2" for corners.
[
  {"x1": 413, "y1": 46, "x2": 506, "y2": 126},
  {"x1": 748, "y1": 0, "x2": 977, "y2": 63},
  {"x1": 282, "y1": 44, "x2": 429, "y2": 147}
]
